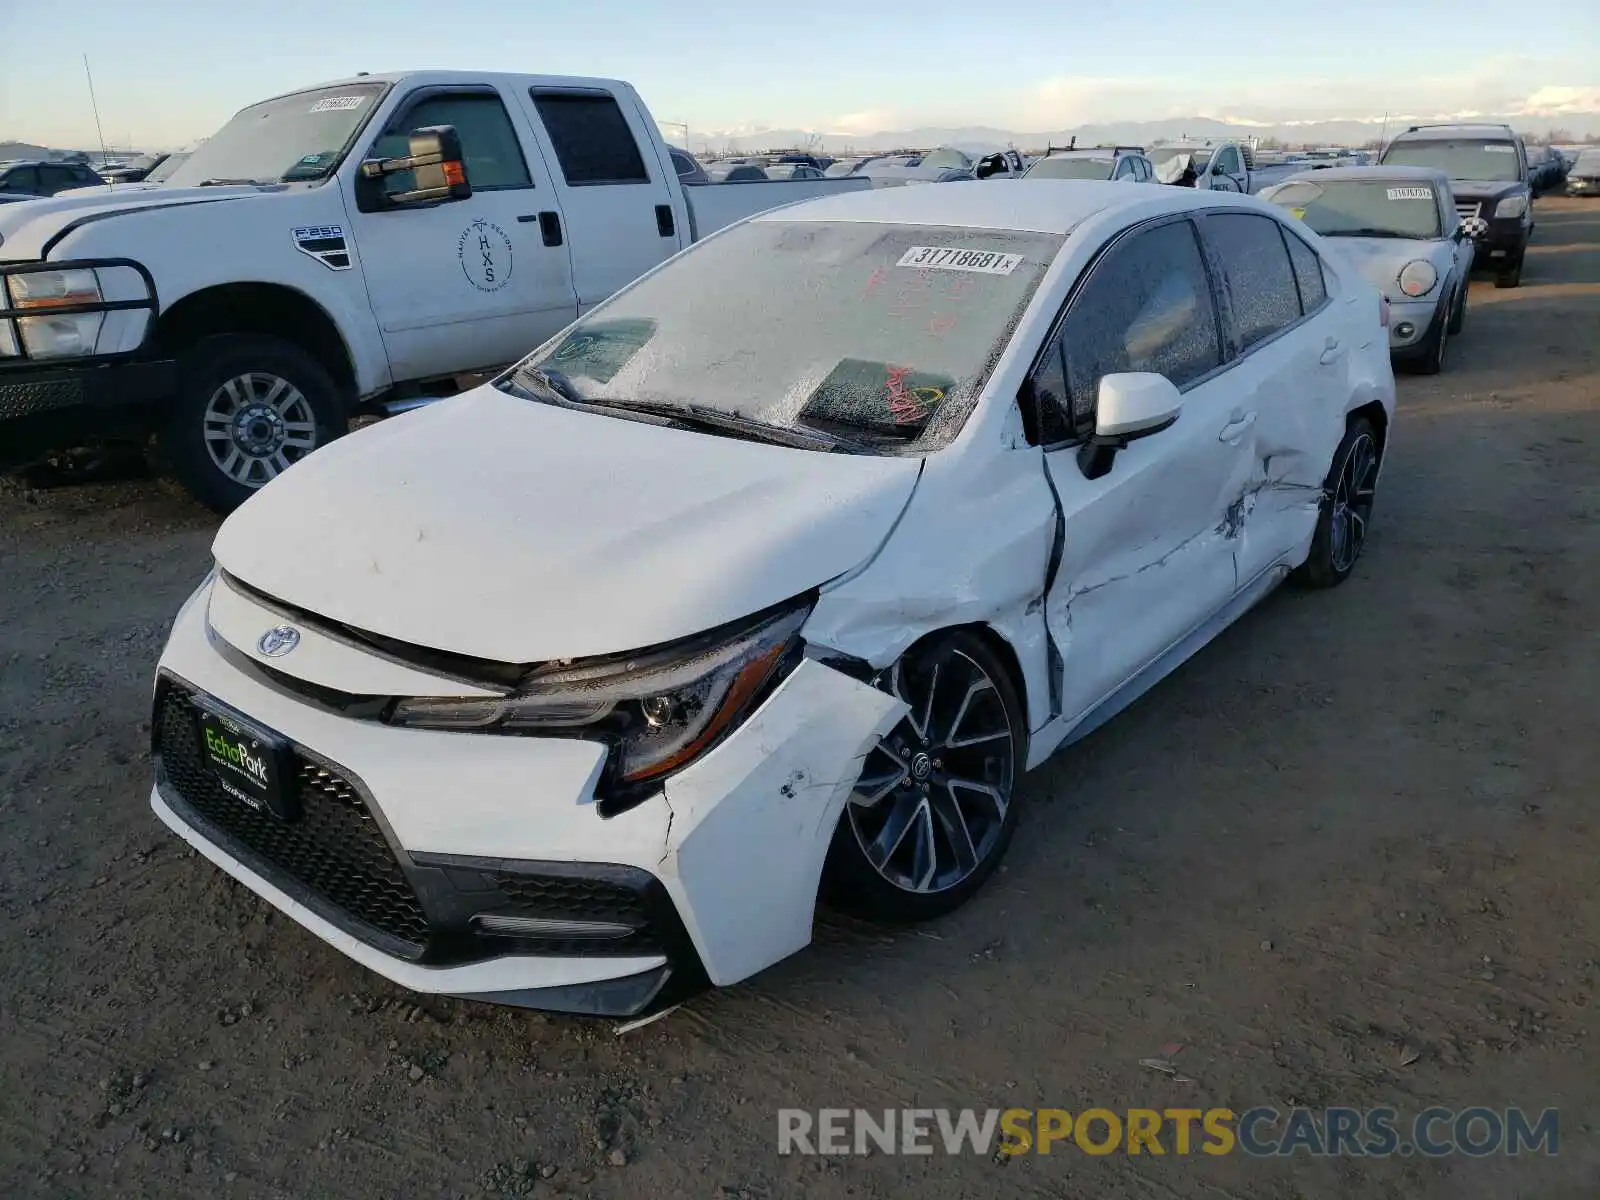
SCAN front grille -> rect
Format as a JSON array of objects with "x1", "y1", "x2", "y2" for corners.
[
  {"x1": 155, "y1": 685, "x2": 430, "y2": 955},
  {"x1": 1455, "y1": 200, "x2": 1482, "y2": 222}
]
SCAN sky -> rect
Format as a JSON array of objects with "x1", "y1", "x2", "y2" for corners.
[{"x1": 2, "y1": 0, "x2": 1597, "y2": 149}]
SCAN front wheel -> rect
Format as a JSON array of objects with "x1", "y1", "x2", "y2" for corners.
[
  {"x1": 160, "y1": 334, "x2": 346, "y2": 514},
  {"x1": 1494, "y1": 249, "x2": 1525, "y2": 289},
  {"x1": 1294, "y1": 417, "x2": 1380, "y2": 589},
  {"x1": 1447, "y1": 283, "x2": 1466, "y2": 335},
  {"x1": 822, "y1": 632, "x2": 1024, "y2": 922}
]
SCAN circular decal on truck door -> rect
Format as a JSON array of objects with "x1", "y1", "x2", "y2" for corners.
[{"x1": 458, "y1": 218, "x2": 513, "y2": 292}]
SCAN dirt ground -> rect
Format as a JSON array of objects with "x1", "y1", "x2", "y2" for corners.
[{"x1": 2, "y1": 198, "x2": 1597, "y2": 1200}]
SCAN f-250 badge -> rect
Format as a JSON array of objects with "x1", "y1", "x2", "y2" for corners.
[{"x1": 459, "y1": 218, "x2": 513, "y2": 292}]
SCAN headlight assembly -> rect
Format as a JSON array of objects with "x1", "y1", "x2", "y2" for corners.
[
  {"x1": 389, "y1": 599, "x2": 812, "y2": 789},
  {"x1": 1494, "y1": 194, "x2": 1528, "y2": 219},
  {"x1": 1397, "y1": 260, "x2": 1437, "y2": 298},
  {"x1": 1, "y1": 262, "x2": 154, "y2": 360}
]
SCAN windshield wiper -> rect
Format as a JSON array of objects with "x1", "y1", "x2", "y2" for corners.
[{"x1": 197, "y1": 177, "x2": 275, "y2": 187}]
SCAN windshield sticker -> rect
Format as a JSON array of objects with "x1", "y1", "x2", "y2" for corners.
[
  {"x1": 1288, "y1": 206, "x2": 1307, "y2": 220},
  {"x1": 1386, "y1": 187, "x2": 1434, "y2": 200},
  {"x1": 1483, "y1": 144, "x2": 1515, "y2": 153},
  {"x1": 547, "y1": 319, "x2": 657, "y2": 384},
  {"x1": 897, "y1": 246, "x2": 1024, "y2": 275},
  {"x1": 309, "y1": 95, "x2": 367, "y2": 113},
  {"x1": 799, "y1": 358, "x2": 954, "y2": 439},
  {"x1": 458, "y1": 218, "x2": 513, "y2": 292}
]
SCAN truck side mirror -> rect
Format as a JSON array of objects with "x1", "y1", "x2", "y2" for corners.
[{"x1": 356, "y1": 125, "x2": 471, "y2": 212}]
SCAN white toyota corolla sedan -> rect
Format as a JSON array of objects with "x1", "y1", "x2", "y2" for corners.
[{"x1": 151, "y1": 182, "x2": 1395, "y2": 1018}]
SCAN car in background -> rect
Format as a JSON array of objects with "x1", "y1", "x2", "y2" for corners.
[
  {"x1": 99, "y1": 153, "x2": 172, "y2": 184},
  {"x1": 764, "y1": 162, "x2": 826, "y2": 181},
  {"x1": 708, "y1": 163, "x2": 770, "y2": 183},
  {"x1": 0, "y1": 160, "x2": 104, "y2": 197},
  {"x1": 1262, "y1": 166, "x2": 1470, "y2": 374},
  {"x1": 1378, "y1": 123, "x2": 1533, "y2": 287},
  {"x1": 1566, "y1": 147, "x2": 1600, "y2": 196},
  {"x1": 1023, "y1": 147, "x2": 1155, "y2": 183},
  {"x1": 825, "y1": 156, "x2": 879, "y2": 177},
  {"x1": 150, "y1": 180, "x2": 1394, "y2": 1015},
  {"x1": 1147, "y1": 140, "x2": 1299, "y2": 193},
  {"x1": 1527, "y1": 145, "x2": 1568, "y2": 194},
  {"x1": 668, "y1": 147, "x2": 710, "y2": 185}
]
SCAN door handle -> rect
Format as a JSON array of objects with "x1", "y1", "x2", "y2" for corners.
[
  {"x1": 538, "y1": 211, "x2": 563, "y2": 247},
  {"x1": 1218, "y1": 412, "x2": 1257, "y2": 443},
  {"x1": 655, "y1": 204, "x2": 676, "y2": 238},
  {"x1": 1319, "y1": 338, "x2": 1344, "y2": 365}
]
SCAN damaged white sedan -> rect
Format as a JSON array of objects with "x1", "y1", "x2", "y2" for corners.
[{"x1": 151, "y1": 182, "x2": 1395, "y2": 1017}]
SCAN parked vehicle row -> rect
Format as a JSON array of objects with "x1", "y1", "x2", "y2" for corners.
[
  {"x1": 1566, "y1": 147, "x2": 1600, "y2": 196},
  {"x1": 148, "y1": 179, "x2": 1395, "y2": 1017}
]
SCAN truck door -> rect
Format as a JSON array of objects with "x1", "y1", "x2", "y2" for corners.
[
  {"x1": 348, "y1": 84, "x2": 579, "y2": 383},
  {"x1": 1209, "y1": 145, "x2": 1246, "y2": 192},
  {"x1": 516, "y1": 84, "x2": 683, "y2": 312}
]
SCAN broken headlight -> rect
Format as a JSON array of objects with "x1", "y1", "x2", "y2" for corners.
[{"x1": 388, "y1": 600, "x2": 811, "y2": 786}]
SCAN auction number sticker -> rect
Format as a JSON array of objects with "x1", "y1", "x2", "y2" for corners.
[
  {"x1": 1386, "y1": 187, "x2": 1434, "y2": 200},
  {"x1": 309, "y1": 95, "x2": 366, "y2": 113},
  {"x1": 1484, "y1": 144, "x2": 1515, "y2": 153},
  {"x1": 897, "y1": 246, "x2": 1023, "y2": 275}
]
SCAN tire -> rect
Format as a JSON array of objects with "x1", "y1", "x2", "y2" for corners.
[
  {"x1": 1494, "y1": 248, "x2": 1525, "y2": 289},
  {"x1": 1447, "y1": 282, "x2": 1466, "y2": 335},
  {"x1": 160, "y1": 334, "x2": 346, "y2": 514},
  {"x1": 1410, "y1": 307, "x2": 1449, "y2": 376},
  {"x1": 1294, "y1": 417, "x2": 1380, "y2": 590},
  {"x1": 821, "y1": 631, "x2": 1025, "y2": 923}
]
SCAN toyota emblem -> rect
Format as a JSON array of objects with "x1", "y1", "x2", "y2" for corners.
[{"x1": 257, "y1": 625, "x2": 301, "y2": 657}]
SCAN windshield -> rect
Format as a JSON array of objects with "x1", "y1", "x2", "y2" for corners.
[
  {"x1": 1575, "y1": 150, "x2": 1600, "y2": 172},
  {"x1": 1262, "y1": 179, "x2": 1442, "y2": 238},
  {"x1": 504, "y1": 220, "x2": 1062, "y2": 452},
  {"x1": 1381, "y1": 139, "x2": 1520, "y2": 182},
  {"x1": 162, "y1": 83, "x2": 387, "y2": 186},
  {"x1": 1026, "y1": 156, "x2": 1116, "y2": 180},
  {"x1": 919, "y1": 148, "x2": 973, "y2": 171},
  {"x1": 1149, "y1": 147, "x2": 1214, "y2": 170},
  {"x1": 146, "y1": 153, "x2": 190, "y2": 182}
]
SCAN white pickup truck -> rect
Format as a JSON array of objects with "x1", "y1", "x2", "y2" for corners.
[
  {"x1": 0, "y1": 71, "x2": 869, "y2": 510},
  {"x1": 1147, "y1": 139, "x2": 1303, "y2": 195}
]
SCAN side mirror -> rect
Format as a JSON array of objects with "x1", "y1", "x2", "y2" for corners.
[
  {"x1": 1077, "y1": 373, "x2": 1182, "y2": 480},
  {"x1": 356, "y1": 125, "x2": 471, "y2": 212}
]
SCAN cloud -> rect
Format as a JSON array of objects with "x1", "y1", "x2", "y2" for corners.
[
  {"x1": 826, "y1": 109, "x2": 899, "y2": 135},
  {"x1": 1513, "y1": 86, "x2": 1600, "y2": 116}
]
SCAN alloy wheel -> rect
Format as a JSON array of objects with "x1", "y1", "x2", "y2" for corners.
[
  {"x1": 203, "y1": 372, "x2": 319, "y2": 488},
  {"x1": 1329, "y1": 431, "x2": 1378, "y2": 574},
  {"x1": 847, "y1": 648, "x2": 1016, "y2": 894}
]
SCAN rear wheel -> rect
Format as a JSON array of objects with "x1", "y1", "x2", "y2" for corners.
[
  {"x1": 160, "y1": 334, "x2": 345, "y2": 514},
  {"x1": 822, "y1": 632, "x2": 1024, "y2": 922},
  {"x1": 1294, "y1": 417, "x2": 1380, "y2": 589}
]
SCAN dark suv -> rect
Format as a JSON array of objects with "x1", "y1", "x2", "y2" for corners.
[
  {"x1": 0, "y1": 160, "x2": 105, "y2": 198},
  {"x1": 1379, "y1": 123, "x2": 1533, "y2": 287}
]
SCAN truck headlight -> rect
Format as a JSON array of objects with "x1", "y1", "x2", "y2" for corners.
[
  {"x1": 2, "y1": 265, "x2": 152, "y2": 360},
  {"x1": 389, "y1": 601, "x2": 811, "y2": 787},
  {"x1": 1397, "y1": 260, "x2": 1437, "y2": 297},
  {"x1": 1494, "y1": 194, "x2": 1528, "y2": 219}
]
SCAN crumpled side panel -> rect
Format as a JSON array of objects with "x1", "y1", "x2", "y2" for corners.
[{"x1": 658, "y1": 659, "x2": 906, "y2": 986}]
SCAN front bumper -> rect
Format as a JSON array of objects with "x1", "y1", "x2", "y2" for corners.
[
  {"x1": 1567, "y1": 177, "x2": 1598, "y2": 195},
  {"x1": 1385, "y1": 295, "x2": 1446, "y2": 357},
  {"x1": 0, "y1": 357, "x2": 176, "y2": 469},
  {"x1": 150, "y1": 575, "x2": 905, "y2": 1014}
]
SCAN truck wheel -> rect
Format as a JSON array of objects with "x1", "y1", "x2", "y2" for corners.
[{"x1": 161, "y1": 334, "x2": 345, "y2": 514}]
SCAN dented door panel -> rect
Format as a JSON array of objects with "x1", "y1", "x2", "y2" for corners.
[{"x1": 1043, "y1": 368, "x2": 1251, "y2": 726}]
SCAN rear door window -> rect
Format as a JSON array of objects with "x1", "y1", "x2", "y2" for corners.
[
  {"x1": 532, "y1": 91, "x2": 651, "y2": 185},
  {"x1": 1282, "y1": 228, "x2": 1328, "y2": 313},
  {"x1": 1, "y1": 166, "x2": 41, "y2": 193},
  {"x1": 1205, "y1": 213, "x2": 1303, "y2": 350}
]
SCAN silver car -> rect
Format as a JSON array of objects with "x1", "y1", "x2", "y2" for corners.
[{"x1": 1260, "y1": 166, "x2": 1472, "y2": 374}]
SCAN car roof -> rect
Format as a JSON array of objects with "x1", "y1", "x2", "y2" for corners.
[
  {"x1": 753, "y1": 179, "x2": 1262, "y2": 235},
  {"x1": 1281, "y1": 165, "x2": 1451, "y2": 186},
  {"x1": 1390, "y1": 123, "x2": 1516, "y2": 141}
]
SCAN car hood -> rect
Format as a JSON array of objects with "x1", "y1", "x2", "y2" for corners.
[
  {"x1": 0, "y1": 186, "x2": 257, "y2": 259},
  {"x1": 1448, "y1": 179, "x2": 1524, "y2": 202},
  {"x1": 1318, "y1": 236, "x2": 1454, "y2": 297},
  {"x1": 213, "y1": 385, "x2": 923, "y2": 664}
]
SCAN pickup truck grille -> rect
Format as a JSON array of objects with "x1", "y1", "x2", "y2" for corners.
[{"x1": 1454, "y1": 200, "x2": 1482, "y2": 222}]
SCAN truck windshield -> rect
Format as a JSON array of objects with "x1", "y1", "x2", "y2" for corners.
[
  {"x1": 503, "y1": 220, "x2": 1063, "y2": 453},
  {"x1": 162, "y1": 83, "x2": 387, "y2": 187},
  {"x1": 1262, "y1": 180, "x2": 1442, "y2": 239},
  {"x1": 1381, "y1": 139, "x2": 1521, "y2": 182},
  {"x1": 919, "y1": 148, "x2": 973, "y2": 171},
  {"x1": 1026, "y1": 157, "x2": 1116, "y2": 180}
]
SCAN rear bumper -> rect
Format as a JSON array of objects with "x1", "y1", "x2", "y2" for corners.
[{"x1": 0, "y1": 358, "x2": 176, "y2": 468}]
